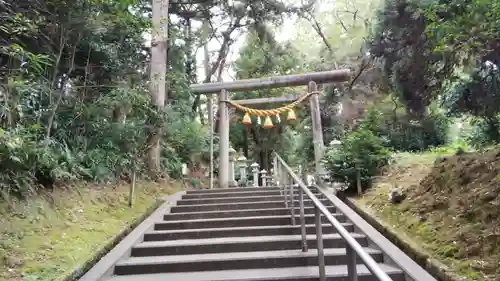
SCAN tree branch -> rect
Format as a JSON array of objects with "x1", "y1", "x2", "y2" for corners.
[{"x1": 348, "y1": 56, "x2": 373, "y2": 91}]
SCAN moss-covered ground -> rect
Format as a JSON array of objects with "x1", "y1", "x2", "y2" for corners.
[
  {"x1": 356, "y1": 148, "x2": 499, "y2": 281},
  {"x1": 0, "y1": 181, "x2": 181, "y2": 281}
]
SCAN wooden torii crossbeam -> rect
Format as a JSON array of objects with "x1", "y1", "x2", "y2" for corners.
[
  {"x1": 190, "y1": 69, "x2": 351, "y2": 94},
  {"x1": 190, "y1": 69, "x2": 351, "y2": 189}
]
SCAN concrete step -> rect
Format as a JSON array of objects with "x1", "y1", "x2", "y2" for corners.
[
  {"x1": 131, "y1": 233, "x2": 367, "y2": 256},
  {"x1": 163, "y1": 206, "x2": 336, "y2": 221},
  {"x1": 182, "y1": 190, "x2": 322, "y2": 199},
  {"x1": 170, "y1": 199, "x2": 333, "y2": 213},
  {"x1": 107, "y1": 263, "x2": 405, "y2": 281},
  {"x1": 186, "y1": 187, "x2": 281, "y2": 195},
  {"x1": 177, "y1": 194, "x2": 326, "y2": 205},
  {"x1": 115, "y1": 248, "x2": 383, "y2": 275},
  {"x1": 154, "y1": 213, "x2": 346, "y2": 231},
  {"x1": 143, "y1": 223, "x2": 355, "y2": 241}
]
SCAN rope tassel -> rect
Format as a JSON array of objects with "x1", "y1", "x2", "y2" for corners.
[
  {"x1": 227, "y1": 90, "x2": 319, "y2": 127},
  {"x1": 263, "y1": 116, "x2": 273, "y2": 128},
  {"x1": 287, "y1": 109, "x2": 296, "y2": 121},
  {"x1": 242, "y1": 113, "x2": 252, "y2": 125}
]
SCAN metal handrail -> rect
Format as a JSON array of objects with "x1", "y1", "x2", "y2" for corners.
[{"x1": 273, "y1": 152, "x2": 393, "y2": 281}]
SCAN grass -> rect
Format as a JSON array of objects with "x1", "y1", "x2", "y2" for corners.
[
  {"x1": 356, "y1": 147, "x2": 499, "y2": 281},
  {"x1": 0, "y1": 181, "x2": 182, "y2": 281}
]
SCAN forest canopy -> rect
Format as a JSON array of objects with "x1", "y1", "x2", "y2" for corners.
[{"x1": 0, "y1": 0, "x2": 499, "y2": 195}]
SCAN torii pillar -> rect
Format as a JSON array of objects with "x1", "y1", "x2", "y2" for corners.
[{"x1": 308, "y1": 81, "x2": 325, "y2": 176}]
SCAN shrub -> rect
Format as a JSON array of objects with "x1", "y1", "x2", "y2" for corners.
[
  {"x1": 464, "y1": 117, "x2": 500, "y2": 149},
  {"x1": 323, "y1": 128, "x2": 391, "y2": 193},
  {"x1": 360, "y1": 98, "x2": 450, "y2": 152},
  {"x1": 0, "y1": 88, "x2": 210, "y2": 198}
]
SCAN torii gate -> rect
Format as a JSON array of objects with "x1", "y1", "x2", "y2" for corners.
[{"x1": 190, "y1": 69, "x2": 351, "y2": 189}]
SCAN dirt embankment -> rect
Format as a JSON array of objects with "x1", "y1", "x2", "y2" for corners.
[{"x1": 357, "y1": 149, "x2": 500, "y2": 281}]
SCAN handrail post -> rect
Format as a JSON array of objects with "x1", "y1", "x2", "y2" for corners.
[
  {"x1": 289, "y1": 179, "x2": 296, "y2": 225},
  {"x1": 273, "y1": 154, "x2": 278, "y2": 184},
  {"x1": 315, "y1": 206, "x2": 326, "y2": 281},
  {"x1": 282, "y1": 164, "x2": 289, "y2": 209},
  {"x1": 347, "y1": 245, "x2": 358, "y2": 281},
  {"x1": 299, "y1": 187, "x2": 308, "y2": 252}
]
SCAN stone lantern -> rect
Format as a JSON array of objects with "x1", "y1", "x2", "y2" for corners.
[
  {"x1": 237, "y1": 154, "x2": 248, "y2": 185},
  {"x1": 260, "y1": 169, "x2": 268, "y2": 187},
  {"x1": 250, "y1": 162, "x2": 260, "y2": 187}
]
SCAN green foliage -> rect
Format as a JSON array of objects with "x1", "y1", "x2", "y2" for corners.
[
  {"x1": 371, "y1": 0, "x2": 499, "y2": 119},
  {"x1": 425, "y1": 0, "x2": 499, "y2": 60},
  {"x1": 230, "y1": 25, "x2": 307, "y2": 167},
  {"x1": 234, "y1": 26, "x2": 303, "y2": 78},
  {"x1": 442, "y1": 63, "x2": 500, "y2": 147},
  {"x1": 444, "y1": 65, "x2": 500, "y2": 119},
  {"x1": 280, "y1": 127, "x2": 314, "y2": 168},
  {"x1": 426, "y1": 139, "x2": 470, "y2": 156},
  {"x1": 360, "y1": 98, "x2": 450, "y2": 151},
  {"x1": 463, "y1": 118, "x2": 500, "y2": 149},
  {"x1": 370, "y1": 0, "x2": 457, "y2": 116},
  {"x1": 323, "y1": 128, "x2": 391, "y2": 192},
  {"x1": 0, "y1": 0, "x2": 209, "y2": 196}
]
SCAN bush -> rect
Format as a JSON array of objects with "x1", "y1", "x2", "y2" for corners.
[
  {"x1": 323, "y1": 128, "x2": 391, "y2": 193},
  {"x1": 464, "y1": 117, "x2": 500, "y2": 149},
  {"x1": 360, "y1": 98, "x2": 450, "y2": 152},
  {"x1": 0, "y1": 87, "x2": 210, "y2": 197}
]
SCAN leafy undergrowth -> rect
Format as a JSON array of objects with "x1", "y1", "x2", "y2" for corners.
[
  {"x1": 0, "y1": 181, "x2": 182, "y2": 281},
  {"x1": 356, "y1": 148, "x2": 500, "y2": 281}
]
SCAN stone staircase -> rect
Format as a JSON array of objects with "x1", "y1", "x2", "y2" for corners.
[{"x1": 80, "y1": 185, "x2": 433, "y2": 281}]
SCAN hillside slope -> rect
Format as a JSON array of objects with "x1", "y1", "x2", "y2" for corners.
[
  {"x1": 0, "y1": 182, "x2": 181, "y2": 281},
  {"x1": 356, "y1": 149, "x2": 500, "y2": 281}
]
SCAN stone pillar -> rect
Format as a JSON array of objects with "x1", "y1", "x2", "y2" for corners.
[
  {"x1": 251, "y1": 162, "x2": 260, "y2": 187},
  {"x1": 218, "y1": 89, "x2": 229, "y2": 188},
  {"x1": 260, "y1": 169, "x2": 268, "y2": 187}
]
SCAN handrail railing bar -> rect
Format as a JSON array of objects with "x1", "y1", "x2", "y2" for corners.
[{"x1": 273, "y1": 153, "x2": 393, "y2": 281}]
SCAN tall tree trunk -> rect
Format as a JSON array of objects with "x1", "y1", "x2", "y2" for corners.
[{"x1": 148, "y1": 0, "x2": 169, "y2": 173}]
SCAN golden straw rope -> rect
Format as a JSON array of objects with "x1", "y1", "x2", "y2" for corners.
[{"x1": 226, "y1": 91, "x2": 319, "y2": 117}]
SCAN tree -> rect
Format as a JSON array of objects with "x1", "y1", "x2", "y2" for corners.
[
  {"x1": 369, "y1": 0, "x2": 458, "y2": 116},
  {"x1": 0, "y1": 0, "x2": 209, "y2": 196},
  {"x1": 444, "y1": 63, "x2": 500, "y2": 145},
  {"x1": 425, "y1": 0, "x2": 500, "y2": 66},
  {"x1": 148, "y1": 0, "x2": 169, "y2": 173},
  {"x1": 169, "y1": 0, "x2": 314, "y2": 115},
  {"x1": 230, "y1": 24, "x2": 305, "y2": 169},
  {"x1": 369, "y1": 0, "x2": 499, "y2": 118},
  {"x1": 287, "y1": 0, "x2": 388, "y2": 151}
]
